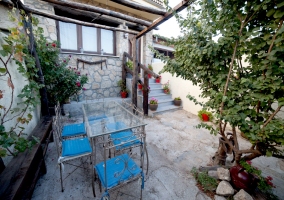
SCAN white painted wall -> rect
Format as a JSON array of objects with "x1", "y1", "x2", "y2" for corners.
[
  {"x1": 0, "y1": 5, "x2": 41, "y2": 164},
  {"x1": 152, "y1": 62, "x2": 206, "y2": 115}
]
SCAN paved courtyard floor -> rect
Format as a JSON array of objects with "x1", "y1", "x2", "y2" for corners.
[{"x1": 32, "y1": 108, "x2": 284, "y2": 200}]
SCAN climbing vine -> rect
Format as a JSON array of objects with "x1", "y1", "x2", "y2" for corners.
[{"x1": 0, "y1": 10, "x2": 41, "y2": 157}]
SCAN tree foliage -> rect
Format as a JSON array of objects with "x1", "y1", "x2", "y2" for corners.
[{"x1": 160, "y1": 0, "x2": 284, "y2": 163}]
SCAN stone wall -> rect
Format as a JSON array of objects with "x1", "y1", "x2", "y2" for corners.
[
  {"x1": 60, "y1": 53, "x2": 122, "y2": 100},
  {"x1": 25, "y1": 0, "x2": 57, "y2": 41},
  {"x1": 143, "y1": 31, "x2": 154, "y2": 66}
]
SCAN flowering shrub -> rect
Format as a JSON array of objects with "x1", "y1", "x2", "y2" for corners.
[
  {"x1": 163, "y1": 80, "x2": 170, "y2": 94},
  {"x1": 239, "y1": 159, "x2": 276, "y2": 193},
  {"x1": 35, "y1": 28, "x2": 88, "y2": 105},
  {"x1": 149, "y1": 97, "x2": 158, "y2": 104}
]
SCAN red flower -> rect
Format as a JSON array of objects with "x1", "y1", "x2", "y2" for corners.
[
  {"x1": 52, "y1": 43, "x2": 56, "y2": 47},
  {"x1": 246, "y1": 160, "x2": 252, "y2": 165},
  {"x1": 266, "y1": 176, "x2": 273, "y2": 181},
  {"x1": 76, "y1": 82, "x2": 81, "y2": 87},
  {"x1": 83, "y1": 87, "x2": 86, "y2": 90}
]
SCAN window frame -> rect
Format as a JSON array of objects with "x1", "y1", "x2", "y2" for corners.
[{"x1": 56, "y1": 21, "x2": 116, "y2": 56}]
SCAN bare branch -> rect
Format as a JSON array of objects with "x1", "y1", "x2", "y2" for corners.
[{"x1": 262, "y1": 106, "x2": 282, "y2": 128}]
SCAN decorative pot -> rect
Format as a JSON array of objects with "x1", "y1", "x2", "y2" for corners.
[
  {"x1": 202, "y1": 114, "x2": 209, "y2": 121},
  {"x1": 155, "y1": 78, "x2": 160, "y2": 83},
  {"x1": 149, "y1": 104, "x2": 158, "y2": 111},
  {"x1": 148, "y1": 74, "x2": 152, "y2": 78},
  {"x1": 121, "y1": 91, "x2": 127, "y2": 98},
  {"x1": 164, "y1": 89, "x2": 169, "y2": 94},
  {"x1": 138, "y1": 84, "x2": 143, "y2": 90},
  {"x1": 174, "y1": 100, "x2": 181, "y2": 106},
  {"x1": 230, "y1": 165, "x2": 258, "y2": 192}
]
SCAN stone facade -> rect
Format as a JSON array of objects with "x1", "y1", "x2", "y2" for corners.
[{"x1": 24, "y1": 0, "x2": 154, "y2": 100}]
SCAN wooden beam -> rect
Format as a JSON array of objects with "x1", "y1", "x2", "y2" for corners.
[
  {"x1": 53, "y1": 4, "x2": 146, "y2": 31},
  {"x1": 23, "y1": 6, "x2": 139, "y2": 34},
  {"x1": 41, "y1": 0, "x2": 153, "y2": 27},
  {"x1": 132, "y1": 38, "x2": 139, "y2": 107},
  {"x1": 110, "y1": 0, "x2": 166, "y2": 15},
  {"x1": 136, "y1": 0, "x2": 194, "y2": 39}
]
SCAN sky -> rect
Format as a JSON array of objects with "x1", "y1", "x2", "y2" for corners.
[{"x1": 153, "y1": 0, "x2": 188, "y2": 38}]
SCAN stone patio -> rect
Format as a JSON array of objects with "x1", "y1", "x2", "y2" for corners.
[{"x1": 32, "y1": 107, "x2": 284, "y2": 200}]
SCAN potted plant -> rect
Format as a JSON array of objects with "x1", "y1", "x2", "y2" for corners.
[
  {"x1": 155, "y1": 75, "x2": 161, "y2": 83},
  {"x1": 126, "y1": 60, "x2": 133, "y2": 78},
  {"x1": 138, "y1": 82, "x2": 143, "y2": 90},
  {"x1": 174, "y1": 97, "x2": 182, "y2": 106},
  {"x1": 149, "y1": 97, "x2": 158, "y2": 111},
  {"x1": 163, "y1": 80, "x2": 170, "y2": 94},
  {"x1": 117, "y1": 80, "x2": 129, "y2": 98},
  {"x1": 148, "y1": 64, "x2": 153, "y2": 78},
  {"x1": 197, "y1": 110, "x2": 213, "y2": 122}
]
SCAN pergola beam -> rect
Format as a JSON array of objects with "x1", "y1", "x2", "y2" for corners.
[
  {"x1": 136, "y1": 0, "x2": 194, "y2": 39},
  {"x1": 24, "y1": 6, "x2": 139, "y2": 34},
  {"x1": 110, "y1": 0, "x2": 166, "y2": 15},
  {"x1": 41, "y1": 0, "x2": 153, "y2": 27}
]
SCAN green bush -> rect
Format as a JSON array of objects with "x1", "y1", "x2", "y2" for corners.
[
  {"x1": 191, "y1": 167, "x2": 218, "y2": 192},
  {"x1": 35, "y1": 29, "x2": 88, "y2": 105}
]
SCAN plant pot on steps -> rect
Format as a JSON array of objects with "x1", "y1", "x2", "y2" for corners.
[
  {"x1": 155, "y1": 78, "x2": 160, "y2": 83},
  {"x1": 121, "y1": 91, "x2": 128, "y2": 98},
  {"x1": 174, "y1": 100, "x2": 182, "y2": 106},
  {"x1": 138, "y1": 84, "x2": 143, "y2": 90},
  {"x1": 149, "y1": 104, "x2": 158, "y2": 111},
  {"x1": 148, "y1": 74, "x2": 152, "y2": 78}
]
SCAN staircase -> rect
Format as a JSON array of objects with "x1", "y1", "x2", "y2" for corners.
[{"x1": 138, "y1": 78, "x2": 182, "y2": 116}]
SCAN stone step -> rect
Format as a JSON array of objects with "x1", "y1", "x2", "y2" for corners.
[
  {"x1": 149, "y1": 93, "x2": 172, "y2": 100},
  {"x1": 149, "y1": 83, "x2": 162, "y2": 89},
  {"x1": 151, "y1": 99, "x2": 174, "y2": 107},
  {"x1": 138, "y1": 88, "x2": 164, "y2": 95},
  {"x1": 148, "y1": 105, "x2": 182, "y2": 117}
]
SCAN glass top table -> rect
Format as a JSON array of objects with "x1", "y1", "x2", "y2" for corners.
[{"x1": 82, "y1": 101, "x2": 147, "y2": 138}]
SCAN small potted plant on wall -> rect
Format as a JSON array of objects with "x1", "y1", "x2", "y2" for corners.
[
  {"x1": 155, "y1": 75, "x2": 161, "y2": 83},
  {"x1": 148, "y1": 64, "x2": 153, "y2": 78},
  {"x1": 163, "y1": 80, "x2": 170, "y2": 94},
  {"x1": 198, "y1": 109, "x2": 213, "y2": 122},
  {"x1": 174, "y1": 97, "x2": 182, "y2": 106},
  {"x1": 117, "y1": 80, "x2": 129, "y2": 98},
  {"x1": 149, "y1": 97, "x2": 158, "y2": 111},
  {"x1": 138, "y1": 82, "x2": 143, "y2": 90}
]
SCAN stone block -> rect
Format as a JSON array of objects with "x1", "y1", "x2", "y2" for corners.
[
  {"x1": 101, "y1": 81, "x2": 111, "y2": 89},
  {"x1": 208, "y1": 170, "x2": 218, "y2": 179},
  {"x1": 103, "y1": 90, "x2": 110, "y2": 97},
  {"x1": 94, "y1": 72, "x2": 101, "y2": 82},
  {"x1": 84, "y1": 90, "x2": 93, "y2": 97},
  {"x1": 98, "y1": 69, "x2": 104, "y2": 75},
  {"x1": 92, "y1": 83, "x2": 100, "y2": 89},
  {"x1": 216, "y1": 181, "x2": 234, "y2": 196},
  {"x1": 214, "y1": 195, "x2": 226, "y2": 200},
  {"x1": 109, "y1": 74, "x2": 115, "y2": 81},
  {"x1": 107, "y1": 59, "x2": 115, "y2": 65},
  {"x1": 217, "y1": 167, "x2": 231, "y2": 181},
  {"x1": 233, "y1": 189, "x2": 253, "y2": 200}
]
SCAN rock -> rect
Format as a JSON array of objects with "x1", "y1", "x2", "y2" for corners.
[
  {"x1": 217, "y1": 167, "x2": 231, "y2": 181},
  {"x1": 208, "y1": 170, "x2": 218, "y2": 179},
  {"x1": 233, "y1": 189, "x2": 253, "y2": 200},
  {"x1": 214, "y1": 195, "x2": 226, "y2": 200},
  {"x1": 216, "y1": 181, "x2": 234, "y2": 196},
  {"x1": 195, "y1": 191, "x2": 211, "y2": 200}
]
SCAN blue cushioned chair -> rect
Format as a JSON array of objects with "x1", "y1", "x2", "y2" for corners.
[
  {"x1": 53, "y1": 116, "x2": 92, "y2": 192},
  {"x1": 92, "y1": 132, "x2": 146, "y2": 199},
  {"x1": 55, "y1": 103, "x2": 87, "y2": 139},
  {"x1": 106, "y1": 121, "x2": 149, "y2": 175}
]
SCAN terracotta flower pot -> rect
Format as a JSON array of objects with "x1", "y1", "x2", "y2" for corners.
[
  {"x1": 230, "y1": 165, "x2": 258, "y2": 192},
  {"x1": 149, "y1": 104, "x2": 158, "y2": 111},
  {"x1": 164, "y1": 89, "x2": 169, "y2": 94},
  {"x1": 138, "y1": 84, "x2": 143, "y2": 90},
  {"x1": 174, "y1": 100, "x2": 181, "y2": 106},
  {"x1": 148, "y1": 74, "x2": 152, "y2": 78},
  {"x1": 121, "y1": 91, "x2": 127, "y2": 98},
  {"x1": 155, "y1": 78, "x2": 160, "y2": 83},
  {"x1": 202, "y1": 114, "x2": 209, "y2": 121}
]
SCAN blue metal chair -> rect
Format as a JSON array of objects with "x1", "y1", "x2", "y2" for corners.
[
  {"x1": 92, "y1": 132, "x2": 146, "y2": 199},
  {"x1": 106, "y1": 121, "x2": 149, "y2": 175},
  {"x1": 55, "y1": 103, "x2": 87, "y2": 139},
  {"x1": 53, "y1": 116, "x2": 92, "y2": 192}
]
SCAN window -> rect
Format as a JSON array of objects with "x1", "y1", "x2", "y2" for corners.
[
  {"x1": 58, "y1": 21, "x2": 116, "y2": 55},
  {"x1": 154, "y1": 48, "x2": 174, "y2": 59}
]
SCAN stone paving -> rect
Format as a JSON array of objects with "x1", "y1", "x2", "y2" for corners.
[{"x1": 32, "y1": 109, "x2": 284, "y2": 200}]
